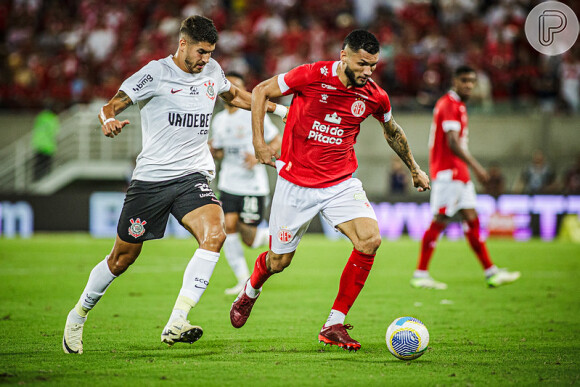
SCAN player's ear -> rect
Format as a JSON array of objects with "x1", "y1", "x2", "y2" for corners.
[{"x1": 340, "y1": 49, "x2": 347, "y2": 63}]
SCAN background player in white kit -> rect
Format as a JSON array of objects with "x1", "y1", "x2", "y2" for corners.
[
  {"x1": 210, "y1": 72, "x2": 281, "y2": 295},
  {"x1": 62, "y1": 16, "x2": 287, "y2": 354}
]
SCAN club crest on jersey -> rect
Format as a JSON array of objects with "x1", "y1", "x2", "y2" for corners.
[
  {"x1": 324, "y1": 112, "x2": 342, "y2": 124},
  {"x1": 128, "y1": 218, "x2": 147, "y2": 238},
  {"x1": 320, "y1": 66, "x2": 328, "y2": 76},
  {"x1": 277, "y1": 228, "x2": 293, "y2": 244},
  {"x1": 351, "y1": 100, "x2": 366, "y2": 117},
  {"x1": 205, "y1": 81, "x2": 216, "y2": 100}
]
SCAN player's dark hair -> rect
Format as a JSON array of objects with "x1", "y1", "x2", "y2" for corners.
[
  {"x1": 454, "y1": 65, "x2": 475, "y2": 77},
  {"x1": 225, "y1": 71, "x2": 245, "y2": 82},
  {"x1": 180, "y1": 15, "x2": 218, "y2": 44},
  {"x1": 342, "y1": 30, "x2": 380, "y2": 55}
]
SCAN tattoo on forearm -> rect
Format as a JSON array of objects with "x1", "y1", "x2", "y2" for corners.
[
  {"x1": 384, "y1": 120, "x2": 416, "y2": 172},
  {"x1": 113, "y1": 90, "x2": 132, "y2": 113}
]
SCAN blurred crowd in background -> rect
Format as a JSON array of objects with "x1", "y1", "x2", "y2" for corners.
[{"x1": 1, "y1": 0, "x2": 579, "y2": 113}]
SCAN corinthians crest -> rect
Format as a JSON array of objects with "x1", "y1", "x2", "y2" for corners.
[
  {"x1": 128, "y1": 218, "x2": 147, "y2": 238},
  {"x1": 204, "y1": 81, "x2": 216, "y2": 100}
]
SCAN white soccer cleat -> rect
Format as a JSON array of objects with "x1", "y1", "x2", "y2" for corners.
[
  {"x1": 487, "y1": 268, "x2": 521, "y2": 288},
  {"x1": 224, "y1": 281, "x2": 246, "y2": 295},
  {"x1": 410, "y1": 276, "x2": 448, "y2": 290},
  {"x1": 63, "y1": 318, "x2": 84, "y2": 354},
  {"x1": 161, "y1": 317, "x2": 203, "y2": 346}
]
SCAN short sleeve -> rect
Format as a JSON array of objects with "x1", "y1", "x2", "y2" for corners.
[
  {"x1": 439, "y1": 101, "x2": 461, "y2": 132},
  {"x1": 371, "y1": 87, "x2": 392, "y2": 123},
  {"x1": 214, "y1": 62, "x2": 232, "y2": 95},
  {"x1": 278, "y1": 63, "x2": 319, "y2": 95},
  {"x1": 119, "y1": 61, "x2": 161, "y2": 104}
]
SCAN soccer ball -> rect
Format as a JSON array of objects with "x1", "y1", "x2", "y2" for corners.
[{"x1": 386, "y1": 317, "x2": 429, "y2": 360}]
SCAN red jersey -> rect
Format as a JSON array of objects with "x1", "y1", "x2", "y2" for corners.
[
  {"x1": 277, "y1": 61, "x2": 392, "y2": 188},
  {"x1": 428, "y1": 90, "x2": 470, "y2": 183}
]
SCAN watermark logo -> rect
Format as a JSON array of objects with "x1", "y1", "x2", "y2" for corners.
[{"x1": 525, "y1": 1, "x2": 579, "y2": 56}]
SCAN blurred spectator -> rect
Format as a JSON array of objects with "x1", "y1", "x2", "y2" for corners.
[
  {"x1": 534, "y1": 60, "x2": 559, "y2": 113},
  {"x1": 387, "y1": 157, "x2": 408, "y2": 196},
  {"x1": 559, "y1": 52, "x2": 580, "y2": 114},
  {"x1": 0, "y1": 0, "x2": 577, "y2": 112},
  {"x1": 563, "y1": 155, "x2": 580, "y2": 195},
  {"x1": 31, "y1": 102, "x2": 60, "y2": 180},
  {"x1": 483, "y1": 162, "x2": 505, "y2": 197},
  {"x1": 514, "y1": 150, "x2": 558, "y2": 194}
]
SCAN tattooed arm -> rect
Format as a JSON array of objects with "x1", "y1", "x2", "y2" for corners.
[
  {"x1": 381, "y1": 116, "x2": 431, "y2": 192},
  {"x1": 98, "y1": 90, "x2": 133, "y2": 138}
]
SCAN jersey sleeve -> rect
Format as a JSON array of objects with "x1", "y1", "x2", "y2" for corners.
[
  {"x1": 263, "y1": 114, "x2": 280, "y2": 143},
  {"x1": 119, "y1": 61, "x2": 161, "y2": 104},
  {"x1": 214, "y1": 61, "x2": 232, "y2": 95},
  {"x1": 277, "y1": 63, "x2": 320, "y2": 96},
  {"x1": 438, "y1": 100, "x2": 461, "y2": 132},
  {"x1": 371, "y1": 87, "x2": 393, "y2": 123}
]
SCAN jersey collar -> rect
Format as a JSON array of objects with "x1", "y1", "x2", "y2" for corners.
[
  {"x1": 448, "y1": 89, "x2": 461, "y2": 102},
  {"x1": 332, "y1": 61, "x2": 340, "y2": 76}
]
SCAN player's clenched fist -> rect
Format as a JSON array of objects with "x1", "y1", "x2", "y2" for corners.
[
  {"x1": 101, "y1": 118, "x2": 130, "y2": 138},
  {"x1": 412, "y1": 169, "x2": 431, "y2": 192}
]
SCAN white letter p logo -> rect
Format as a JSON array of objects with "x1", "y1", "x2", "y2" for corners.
[{"x1": 539, "y1": 9, "x2": 567, "y2": 46}]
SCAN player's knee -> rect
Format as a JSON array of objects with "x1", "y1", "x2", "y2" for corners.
[
  {"x1": 202, "y1": 227, "x2": 227, "y2": 251},
  {"x1": 268, "y1": 254, "x2": 291, "y2": 273},
  {"x1": 107, "y1": 252, "x2": 137, "y2": 275},
  {"x1": 356, "y1": 234, "x2": 382, "y2": 255}
]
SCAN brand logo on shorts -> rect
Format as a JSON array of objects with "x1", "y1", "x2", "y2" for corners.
[
  {"x1": 205, "y1": 81, "x2": 216, "y2": 100},
  {"x1": 277, "y1": 228, "x2": 293, "y2": 244},
  {"x1": 351, "y1": 100, "x2": 366, "y2": 117},
  {"x1": 128, "y1": 218, "x2": 147, "y2": 238},
  {"x1": 354, "y1": 192, "x2": 371, "y2": 207}
]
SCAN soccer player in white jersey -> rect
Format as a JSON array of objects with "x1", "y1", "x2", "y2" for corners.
[
  {"x1": 62, "y1": 15, "x2": 287, "y2": 354},
  {"x1": 410, "y1": 65, "x2": 520, "y2": 290},
  {"x1": 210, "y1": 72, "x2": 281, "y2": 295},
  {"x1": 230, "y1": 30, "x2": 431, "y2": 351}
]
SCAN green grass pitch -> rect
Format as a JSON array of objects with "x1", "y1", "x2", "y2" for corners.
[{"x1": 1, "y1": 234, "x2": 579, "y2": 386}]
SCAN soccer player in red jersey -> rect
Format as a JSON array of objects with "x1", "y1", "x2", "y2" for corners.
[
  {"x1": 230, "y1": 30, "x2": 431, "y2": 351},
  {"x1": 410, "y1": 65, "x2": 521, "y2": 290}
]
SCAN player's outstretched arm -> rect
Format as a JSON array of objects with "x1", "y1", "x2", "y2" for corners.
[
  {"x1": 382, "y1": 117, "x2": 430, "y2": 192},
  {"x1": 98, "y1": 90, "x2": 132, "y2": 138},
  {"x1": 251, "y1": 76, "x2": 286, "y2": 167},
  {"x1": 220, "y1": 83, "x2": 281, "y2": 114},
  {"x1": 446, "y1": 131, "x2": 489, "y2": 184}
]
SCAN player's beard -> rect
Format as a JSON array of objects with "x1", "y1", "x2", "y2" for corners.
[
  {"x1": 344, "y1": 64, "x2": 368, "y2": 87},
  {"x1": 184, "y1": 56, "x2": 204, "y2": 74}
]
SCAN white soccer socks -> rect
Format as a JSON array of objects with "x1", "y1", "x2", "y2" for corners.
[
  {"x1": 224, "y1": 233, "x2": 250, "y2": 283},
  {"x1": 167, "y1": 249, "x2": 220, "y2": 324},
  {"x1": 325, "y1": 309, "x2": 346, "y2": 327},
  {"x1": 71, "y1": 256, "x2": 117, "y2": 320}
]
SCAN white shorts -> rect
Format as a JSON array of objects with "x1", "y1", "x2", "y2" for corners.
[
  {"x1": 269, "y1": 176, "x2": 377, "y2": 254},
  {"x1": 430, "y1": 173, "x2": 477, "y2": 217}
]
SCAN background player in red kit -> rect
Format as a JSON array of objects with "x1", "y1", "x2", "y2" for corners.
[
  {"x1": 410, "y1": 65, "x2": 521, "y2": 290},
  {"x1": 230, "y1": 30, "x2": 431, "y2": 351}
]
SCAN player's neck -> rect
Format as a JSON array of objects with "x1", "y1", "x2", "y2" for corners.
[
  {"x1": 172, "y1": 52, "x2": 188, "y2": 73},
  {"x1": 337, "y1": 62, "x2": 354, "y2": 89}
]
